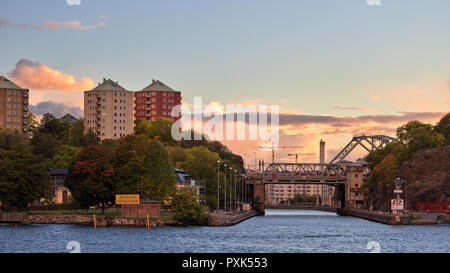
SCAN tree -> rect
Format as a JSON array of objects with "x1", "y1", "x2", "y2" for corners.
[
  {"x1": 0, "y1": 144, "x2": 52, "y2": 209},
  {"x1": 0, "y1": 129, "x2": 29, "y2": 151},
  {"x1": 68, "y1": 119, "x2": 100, "y2": 148},
  {"x1": 435, "y1": 112, "x2": 450, "y2": 145},
  {"x1": 135, "y1": 118, "x2": 176, "y2": 145},
  {"x1": 27, "y1": 112, "x2": 39, "y2": 133},
  {"x1": 114, "y1": 135, "x2": 176, "y2": 201},
  {"x1": 171, "y1": 187, "x2": 206, "y2": 225},
  {"x1": 31, "y1": 113, "x2": 70, "y2": 158},
  {"x1": 367, "y1": 153, "x2": 399, "y2": 211},
  {"x1": 65, "y1": 145, "x2": 115, "y2": 212},
  {"x1": 183, "y1": 146, "x2": 221, "y2": 182},
  {"x1": 396, "y1": 120, "x2": 444, "y2": 158},
  {"x1": 51, "y1": 145, "x2": 81, "y2": 169}
]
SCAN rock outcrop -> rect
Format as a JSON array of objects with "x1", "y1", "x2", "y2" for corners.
[{"x1": 398, "y1": 146, "x2": 450, "y2": 208}]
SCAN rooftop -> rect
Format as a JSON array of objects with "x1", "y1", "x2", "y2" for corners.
[
  {"x1": 0, "y1": 75, "x2": 27, "y2": 90},
  {"x1": 60, "y1": 113, "x2": 78, "y2": 124},
  {"x1": 88, "y1": 78, "x2": 128, "y2": 92},
  {"x1": 141, "y1": 79, "x2": 177, "y2": 92}
]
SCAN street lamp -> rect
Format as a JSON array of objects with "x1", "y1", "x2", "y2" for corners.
[
  {"x1": 224, "y1": 164, "x2": 227, "y2": 212},
  {"x1": 234, "y1": 170, "x2": 237, "y2": 212},
  {"x1": 217, "y1": 160, "x2": 220, "y2": 211},
  {"x1": 229, "y1": 167, "x2": 233, "y2": 212}
]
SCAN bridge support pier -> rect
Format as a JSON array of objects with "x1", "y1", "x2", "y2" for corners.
[{"x1": 253, "y1": 180, "x2": 265, "y2": 215}]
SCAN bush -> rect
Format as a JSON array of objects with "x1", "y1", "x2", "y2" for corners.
[{"x1": 171, "y1": 187, "x2": 206, "y2": 225}]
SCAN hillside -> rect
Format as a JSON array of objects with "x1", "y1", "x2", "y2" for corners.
[{"x1": 398, "y1": 145, "x2": 450, "y2": 208}]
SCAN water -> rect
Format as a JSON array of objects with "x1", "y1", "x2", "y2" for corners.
[{"x1": 0, "y1": 210, "x2": 449, "y2": 253}]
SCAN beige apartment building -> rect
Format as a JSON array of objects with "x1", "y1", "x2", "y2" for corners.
[
  {"x1": 344, "y1": 164, "x2": 365, "y2": 209},
  {"x1": 0, "y1": 76, "x2": 29, "y2": 133},
  {"x1": 265, "y1": 183, "x2": 335, "y2": 205},
  {"x1": 84, "y1": 78, "x2": 134, "y2": 140}
]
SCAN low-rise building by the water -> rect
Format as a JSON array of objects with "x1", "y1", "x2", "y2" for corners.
[{"x1": 48, "y1": 168, "x2": 71, "y2": 204}]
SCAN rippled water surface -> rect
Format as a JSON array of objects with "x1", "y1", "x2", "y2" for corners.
[{"x1": 1, "y1": 210, "x2": 449, "y2": 253}]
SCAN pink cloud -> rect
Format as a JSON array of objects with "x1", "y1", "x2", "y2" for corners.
[{"x1": 9, "y1": 59, "x2": 95, "y2": 92}]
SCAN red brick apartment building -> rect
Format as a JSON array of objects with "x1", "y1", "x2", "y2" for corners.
[
  {"x1": 0, "y1": 76, "x2": 29, "y2": 134},
  {"x1": 134, "y1": 80, "x2": 182, "y2": 122}
]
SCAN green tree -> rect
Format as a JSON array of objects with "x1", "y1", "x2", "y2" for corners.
[
  {"x1": 65, "y1": 145, "x2": 115, "y2": 212},
  {"x1": 27, "y1": 112, "x2": 39, "y2": 133},
  {"x1": 31, "y1": 113, "x2": 70, "y2": 158},
  {"x1": 171, "y1": 187, "x2": 206, "y2": 225},
  {"x1": 135, "y1": 118, "x2": 176, "y2": 145},
  {"x1": 114, "y1": 135, "x2": 176, "y2": 201},
  {"x1": 0, "y1": 144, "x2": 52, "y2": 209},
  {"x1": 183, "y1": 146, "x2": 221, "y2": 182},
  {"x1": 0, "y1": 129, "x2": 29, "y2": 150},
  {"x1": 68, "y1": 119, "x2": 100, "y2": 148},
  {"x1": 51, "y1": 145, "x2": 81, "y2": 169},
  {"x1": 396, "y1": 120, "x2": 444, "y2": 158},
  {"x1": 435, "y1": 112, "x2": 450, "y2": 145}
]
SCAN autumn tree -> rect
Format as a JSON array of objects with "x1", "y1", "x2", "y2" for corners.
[
  {"x1": 65, "y1": 145, "x2": 115, "y2": 212},
  {"x1": 367, "y1": 154, "x2": 399, "y2": 211}
]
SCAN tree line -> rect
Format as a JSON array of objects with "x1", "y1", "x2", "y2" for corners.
[
  {"x1": 365, "y1": 112, "x2": 450, "y2": 210},
  {"x1": 0, "y1": 114, "x2": 245, "y2": 223}
]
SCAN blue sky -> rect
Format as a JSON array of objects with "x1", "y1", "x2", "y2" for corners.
[{"x1": 1, "y1": 0, "x2": 449, "y2": 160}]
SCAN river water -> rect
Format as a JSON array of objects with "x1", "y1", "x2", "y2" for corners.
[{"x1": 0, "y1": 210, "x2": 448, "y2": 253}]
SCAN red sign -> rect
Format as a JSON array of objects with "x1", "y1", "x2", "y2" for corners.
[{"x1": 391, "y1": 199, "x2": 404, "y2": 211}]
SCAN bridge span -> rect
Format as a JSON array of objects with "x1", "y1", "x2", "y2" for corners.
[
  {"x1": 265, "y1": 204, "x2": 339, "y2": 213},
  {"x1": 243, "y1": 135, "x2": 397, "y2": 215}
]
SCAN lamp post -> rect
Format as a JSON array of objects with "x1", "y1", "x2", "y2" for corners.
[
  {"x1": 217, "y1": 160, "x2": 220, "y2": 211},
  {"x1": 229, "y1": 167, "x2": 233, "y2": 212},
  {"x1": 224, "y1": 164, "x2": 227, "y2": 212},
  {"x1": 234, "y1": 170, "x2": 237, "y2": 212}
]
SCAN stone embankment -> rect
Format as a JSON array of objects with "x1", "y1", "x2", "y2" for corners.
[
  {"x1": 337, "y1": 209, "x2": 409, "y2": 225},
  {"x1": 207, "y1": 210, "x2": 258, "y2": 226},
  {"x1": 1, "y1": 213, "x2": 184, "y2": 227}
]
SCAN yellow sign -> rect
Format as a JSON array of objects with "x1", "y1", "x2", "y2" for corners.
[{"x1": 116, "y1": 194, "x2": 140, "y2": 205}]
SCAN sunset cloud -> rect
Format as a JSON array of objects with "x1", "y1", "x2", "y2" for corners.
[
  {"x1": 177, "y1": 101, "x2": 446, "y2": 164},
  {"x1": 9, "y1": 59, "x2": 95, "y2": 92},
  {"x1": 44, "y1": 20, "x2": 105, "y2": 30},
  {"x1": 333, "y1": 105, "x2": 380, "y2": 112},
  {"x1": 0, "y1": 17, "x2": 107, "y2": 31}
]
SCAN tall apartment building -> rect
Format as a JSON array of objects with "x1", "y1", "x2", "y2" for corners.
[
  {"x1": 0, "y1": 76, "x2": 29, "y2": 133},
  {"x1": 84, "y1": 78, "x2": 134, "y2": 140},
  {"x1": 134, "y1": 80, "x2": 181, "y2": 122},
  {"x1": 265, "y1": 183, "x2": 334, "y2": 205}
]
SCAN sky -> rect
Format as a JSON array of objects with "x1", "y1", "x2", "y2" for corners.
[{"x1": 1, "y1": 0, "x2": 449, "y2": 165}]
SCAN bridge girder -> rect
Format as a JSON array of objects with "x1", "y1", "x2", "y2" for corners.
[{"x1": 328, "y1": 135, "x2": 396, "y2": 164}]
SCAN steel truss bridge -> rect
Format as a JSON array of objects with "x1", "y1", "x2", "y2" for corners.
[
  {"x1": 246, "y1": 163, "x2": 345, "y2": 185},
  {"x1": 329, "y1": 135, "x2": 397, "y2": 164},
  {"x1": 245, "y1": 135, "x2": 397, "y2": 184}
]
